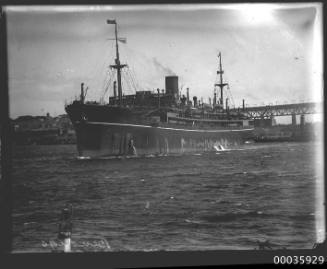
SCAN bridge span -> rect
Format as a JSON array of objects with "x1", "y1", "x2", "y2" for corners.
[{"x1": 229, "y1": 102, "x2": 323, "y2": 119}]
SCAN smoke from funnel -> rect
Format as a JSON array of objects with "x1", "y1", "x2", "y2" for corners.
[{"x1": 152, "y1": 57, "x2": 176, "y2": 76}]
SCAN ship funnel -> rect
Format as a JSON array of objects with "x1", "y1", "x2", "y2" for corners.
[
  {"x1": 165, "y1": 76, "x2": 179, "y2": 100},
  {"x1": 186, "y1": 88, "x2": 189, "y2": 103}
]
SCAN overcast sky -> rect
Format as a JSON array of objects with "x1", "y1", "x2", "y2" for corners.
[{"x1": 6, "y1": 3, "x2": 323, "y2": 121}]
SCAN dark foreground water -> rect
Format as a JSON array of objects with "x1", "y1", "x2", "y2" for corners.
[{"x1": 11, "y1": 142, "x2": 321, "y2": 252}]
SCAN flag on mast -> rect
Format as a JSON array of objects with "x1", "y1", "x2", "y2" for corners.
[
  {"x1": 106, "y1": 38, "x2": 127, "y2": 43},
  {"x1": 107, "y1": 19, "x2": 116, "y2": 24},
  {"x1": 118, "y1": 38, "x2": 127, "y2": 44}
]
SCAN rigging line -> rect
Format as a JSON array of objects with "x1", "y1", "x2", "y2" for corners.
[
  {"x1": 103, "y1": 71, "x2": 111, "y2": 91},
  {"x1": 128, "y1": 70, "x2": 138, "y2": 93},
  {"x1": 100, "y1": 76, "x2": 109, "y2": 100},
  {"x1": 129, "y1": 68, "x2": 139, "y2": 93},
  {"x1": 100, "y1": 80, "x2": 108, "y2": 102},
  {"x1": 121, "y1": 68, "x2": 131, "y2": 93},
  {"x1": 227, "y1": 84, "x2": 235, "y2": 108},
  {"x1": 122, "y1": 78, "x2": 129, "y2": 96},
  {"x1": 101, "y1": 69, "x2": 114, "y2": 101},
  {"x1": 102, "y1": 78, "x2": 112, "y2": 102},
  {"x1": 101, "y1": 67, "x2": 112, "y2": 90},
  {"x1": 121, "y1": 70, "x2": 130, "y2": 94},
  {"x1": 132, "y1": 70, "x2": 140, "y2": 92},
  {"x1": 129, "y1": 69, "x2": 138, "y2": 93},
  {"x1": 128, "y1": 70, "x2": 137, "y2": 94},
  {"x1": 118, "y1": 45, "x2": 139, "y2": 94},
  {"x1": 92, "y1": 40, "x2": 115, "y2": 93},
  {"x1": 131, "y1": 71, "x2": 139, "y2": 93},
  {"x1": 106, "y1": 69, "x2": 115, "y2": 94},
  {"x1": 130, "y1": 64, "x2": 141, "y2": 90},
  {"x1": 117, "y1": 47, "x2": 128, "y2": 83},
  {"x1": 104, "y1": 78, "x2": 112, "y2": 99},
  {"x1": 128, "y1": 76, "x2": 135, "y2": 93},
  {"x1": 123, "y1": 69, "x2": 134, "y2": 95},
  {"x1": 99, "y1": 42, "x2": 115, "y2": 82},
  {"x1": 101, "y1": 70, "x2": 108, "y2": 89},
  {"x1": 121, "y1": 73, "x2": 130, "y2": 97},
  {"x1": 120, "y1": 69, "x2": 127, "y2": 94},
  {"x1": 86, "y1": 40, "x2": 112, "y2": 87},
  {"x1": 102, "y1": 42, "x2": 116, "y2": 90},
  {"x1": 87, "y1": 64, "x2": 109, "y2": 99},
  {"x1": 125, "y1": 69, "x2": 135, "y2": 93},
  {"x1": 128, "y1": 60, "x2": 140, "y2": 92},
  {"x1": 121, "y1": 46, "x2": 139, "y2": 92}
]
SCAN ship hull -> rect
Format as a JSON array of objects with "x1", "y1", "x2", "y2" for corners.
[{"x1": 74, "y1": 121, "x2": 254, "y2": 158}]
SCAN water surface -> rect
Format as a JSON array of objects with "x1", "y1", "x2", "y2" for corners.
[{"x1": 11, "y1": 142, "x2": 320, "y2": 252}]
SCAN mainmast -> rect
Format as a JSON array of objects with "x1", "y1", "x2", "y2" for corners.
[
  {"x1": 214, "y1": 52, "x2": 228, "y2": 110},
  {"x1": 107, "y1": 19, "x2": 127, "y2": 105}
]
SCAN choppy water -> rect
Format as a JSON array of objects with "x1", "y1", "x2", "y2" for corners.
[{"x1": 11, "y1": 142, "x2": 321, "y2": 252}]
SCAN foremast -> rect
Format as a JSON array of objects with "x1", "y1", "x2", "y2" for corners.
[{"x1": 107, "y1": 19, "x2": 127, "y2": 105}]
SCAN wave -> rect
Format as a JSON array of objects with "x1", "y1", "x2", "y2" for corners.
[
  {"x1": 200, "y1": 211, "x2": 268, "y2": 223},
  {"x1": 288, "y1": 213, "x2": 315, "y2": 221},
  {"x1": 198, "y1": 211, "x2": 315, "y2": 224},
  {"x1": 184, "y1": 219, "x2": 204, "y2": 225}
]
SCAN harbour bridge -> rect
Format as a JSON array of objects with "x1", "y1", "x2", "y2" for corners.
[
  {"x1": 229, "y1": 102, "x2": 323, "y2": 119},
  {"x1": 228, "y1": 102, "x2": 323, "y2": 126}
]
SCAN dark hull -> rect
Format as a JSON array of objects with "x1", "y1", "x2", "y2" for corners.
[{"x1": 74, "y1": 121, "x2": 254, "y2": 157}]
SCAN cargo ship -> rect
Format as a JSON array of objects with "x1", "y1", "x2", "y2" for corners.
[{"x1": 65, "y1": 20, "x2": 254, "y2": 158}]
